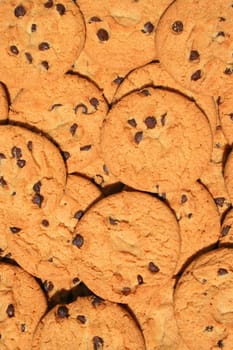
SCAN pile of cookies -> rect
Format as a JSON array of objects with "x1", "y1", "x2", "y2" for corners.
[{"x1": 1, "y1": 0, "x2": 233, "y2": 349}]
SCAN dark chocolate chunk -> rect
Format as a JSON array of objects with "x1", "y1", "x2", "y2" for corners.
[
  {"x1": 144, "y1": 116, "x2": 157, "y2": 129},
  {"x1": 6, "y1": 304, "x2": 15, "y2": 317},
  {"x1": 90, "y1": 98, "x2": 99, "y2": 109},
  {"x1": 10, "y1": 227, "x2": 21, "y2": 234},
  {"x1": 57, "y1": 306, "x2": 69, "y2": 318},
  {"x1": 121, "y1": 287, "x2": 131, "y2": 295},
  {"x1": 80, "y1": 145, "x2": 92, "y2": 151},
  {"x1": 43, "y1": 280, "x2": 54, "y2": 292},
  {"x1": 56, "y1": 4, "x2": 66, "y2": 15},
  {"x1": 77, "y1": 315, "x2": 87, "y2": 324},
  {"x1": 10, "y1": 45, "x2": 19, "y2": 55},
  {"x1": 216, "y1": 31, "x2": 225, "y2": 37},
  {"x1": 148, "y1": 262, "x2": 160, "y2": 273},
  {"x1": 142, "y1": 21, "x2": 154, "y2": 33},
  {"x1": 74, "y1": 210, "x2": 84, "y2": 220},
  {"x1": 38, "y1": 42, "x2": 50, "y2": 51},
  {"x1": 70, "y1": 123, "x2": 78, "y2": 136},
  {"x1": 134, "y1": 131, "x2": 143, "y2": 144},
  {"x1": 217, "y1": 340, "x2": 224, "y2": 348},
  {"x1": 41, "y1": 61, "x2": 49, "y2": 70},
  {"x1": 172, "y1": 21, "x2": 183, "y2": 33},
  {"x1": 97, "y1": 28, "x2": 109, "y2": 41},
  {"x1": 31, "y1": 23, "x2": 37, "y2": 32},
  {"x1": 33, "y1": 181, "x2": 41, "y2": 193},
  {"x1": 113, "y1": 76, "x2": 124, "y2": 85},
  {"x1": 140, "y1": 89, "x2": 151, "y2": 96},
  {"x1": 181, "y1": 194, "x2": 188, "y2": 204},
  {"x1": 62, "y1": 151, "x2": 70, "y2": 160},
  {"x1": 32, "y1": 193, "x2": 44, "y2": 208},
  {"x1": 14, "y1": 5, "x2": 26, "y2": 17},
  {"x1": 205, "y1": 325, "x2": 214, "y2": 332},
  {"x1": 221, "y1": 225, "x2": 231, "y2": 236},
  {"x1": 74, "y1": 103, "x2": 88, "y2": 114},
  {"x1": 72, "y1": 234, "x2": 84, "y2": 248},
  {"x1": 109, "y1": 217, "x2": 118, "y2": 225},
  {"x1": 189, "y1": 50, "x2": 200, "y2": 61},
  {"x1": 137, "y1": 274, "x2": 144, "y2": 284},
  {"x1": 0, "y1": 153, "x2": 6, "y2": 159},
  {"x1": 25, "y1": 52, "x2": 33, "y2": 64},
  {"x1": 89, "y1": 16, "x2": 102, "y2": 23},
  {"x1": 160, "y1": 113, "x2": 167, "y2": 126},
  {"x1": 127, "y1": 118, "x2": 137, "y2": 127},
  {"x1": 0, "y1": 176, "x2": 7, "y2": 187},
  {"x1": 103, "y1": 164, "x2": 109, "y2": 175},
  {"x1": 49, "y1": 103, "x2": 63, "y2": 111},
  {"x1": 11, "y1": 146, "x2": 22, "y2": 159},
  {"x1": 21, "y1": 324, "x2": 26, "y2": 332},
  {"x1": 214, "y1": 197, "x2": 225, "y2": 207},
  {"x1": 44, "y1": 0, "x2": 53, "y2": 8},
  {"x1": 191, "y1": 69, "x2": 202, "y2": 81},
  {"x1": 224, "y1": 67, "x2": 232, "y2": 75},
  {"x1": 17, "y1": 159, "x2": 26, "y2": 168},
  {"x1": 73, "y1": 277, "x2": 80, "y2": 284},
  {"x1": 27, "y1": 141, "x2": 33, "y2": 151},
  {"x1": 41, "y1": 219, "x2": 49, "y2": 227},
  {"x1": 93, "y1": 336, "x2": 104, "y2": 350},
  {"x1": 218, "y1": 268, "x2": 228, "y2": 276}
]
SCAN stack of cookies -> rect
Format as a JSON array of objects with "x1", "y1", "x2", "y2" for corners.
[{"x1": 0, "y1": 1, "x2": 233, "y2": 349}]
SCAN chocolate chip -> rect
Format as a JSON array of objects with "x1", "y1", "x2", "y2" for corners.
[
  {"x1": 10, "y1": 227, "x2": 21, "y2": 233},
  {"x1": 121, "y1": 287, "x2": 131, "y2": 295},
  {"x1": 73, "y1": 277, "x2": 80, "y2": 284},
  {"x1": 74, "y1": 210, "x2": 84, "y2": 220},
  {"x1": 80, "y1": 145, "x2": 92, "y2": 151},
  {"x1": 57, "y1": 306, "x2": 69, "y2": 318},
  {"x1": 148, "y1": 262, "x2": 160, "y2": 273},
  {"x1": 0, "y1": 153, "x2": 6, "y2": 159},
  {"x1": 49, "y1": 103, "x2": 63, "y2": 111},
  {"x1": 0, "y1": 176, "x2": 7, "y2": 187},
  {"x1": 228, "y1": 113, "x2": 233, "y2": 121},
  {"x1": 218, "y1": 268, "x2": 228, "y2": 276},
  {"x1": 89, "y1": 16, "x2": 102, "y2": 23},
  {"x1": 48, "y1": 257, "x2": 53, "y2": 262},
  {"x1": 33, "y1": 181, "x2": 41, "y2": 193},
  {"x1": 97, "y1": 28, "x2": 109, "y2": 41},
  {"x1": 113, "y1": 76, "x2": 124, "y2": 85},
  {"x1": 62, "y1": 151, "x2": 70, "y2": 160},
  {"x1": 44, "y1": 0, "x2": 53, "y2": 8},
  {"x1": 27, "y1": 141, "x2": 33, "y2": 151},
  {"x1": 140, "y1": 89, "x2": 151, "y2": 96},
  {"x1": 43, "y1": 280, "x2": 54, "y2": 292},
  {"x1": 31, "y1": 23, "x2": 37, "y2": 32},
  {"x1": 74, "y1": 103, "x2": 88, "y2": 114},
  {"x1": 144, "y1": 116, "x2": 157, "y2": 129},
  {"x1": 103, "y1": 164, "x2": 109, "y2": 175},
  {"x1": 191, "y1": 69, "x2": 202, "y2": 81},
  {"x1": 205, "y1": 325, "x2": 214, "y2": 332},
  {"x1": 160, "y1": 113, "x2": 167, "y2": 126},
  {"x1": 90, "y1": 98, "x2": 99, "y2": 109},
  {"x1": 41, "y1": 61, "x2": 49, "y2": 70},
  {"x1": 221, "y1": 225, "x2": 231, "y2": 236},
  {"x1": 70, "y1": 123, "x2": 78, "y2": 136},
  {"x1": 77, "y1": 315, "x2": 87, "y2": 324},
  {"x1": 25, "y1": 52, "x2": 33, "y2": 64},
  {"x1": 72, "y1": 234, "x2": 84, "y2": 248},
  {"x1": 142, "y1": 21, "x2": 154, "y2": 33},
  {"x1": 189, "y1": 50, "x2": 200, "y2": 61},
  {"x1": 214, "y1": 197, "x2": 225, "y2": 207},
  {"x1": 172, "y1": 21, "x2": 183, "y2": 33},
  {"x1": 6, "y1": 304, "x2": 15, "y2": 317},
  {"x1": 17, "y1": 159, "x2": 26, "y2": 168},
  {"x1": 14, "y1": 5, "x2": 26, "y2": 17},
  {"x1": 127, "y1": 118, "x2": 137, "y2": 127},
  {"x1": 137, "y1": 274, "x2": 144, "y2": 284},
  {"x1": 38, "y1": 42, "x2": 50, "y2": 51},
  {"x1": 217, "y1": 340, "x2": 224, "y2": 348},
  {"x1": 56, "y1": 4, "x2": 66, "y2": 15},
  {"x1": 20, "y1": 324, "x2": 26, "y2": 332},
  {"x1": 187, "y1": 213, "x2": 193, "y2": 219},
  {"x1": 181, "y1": 194, "x2": 188, "y2": 203},
  {"x1": 134, "y1": 131, "x2": 143, "y2": 144},
  {"x1": 11, "y1": 146, "x2": 22, "y2": 159},
  {"x1": 93, "y1": 336, "x2": 104, "y2": 350},
  {"x1": 41, "y1": 219, "x2": 49, "y2": 227},
  {"x1": 217, "y1": 31, "x2": 225, "y2": 37},
  {"x1": 109, "y1": 217, "x2": 118, "y2": 225},
  {"x1": 224, "y1": 67, "x2": 232, "y2": 75},
  {"x1": 32, "y1": 193, "x2": 44, "y2": 208},
  {"x1": 92, "y1": 296, "x2": 103, "y2": 307},
  {"x1": 218, "y1": 17, "x2": 226, "y2": 21},
  {"x1": 10, "y1": 46, "x2": 19, "y2": 55}
]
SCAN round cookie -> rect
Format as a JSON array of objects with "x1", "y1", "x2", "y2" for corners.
[
  {"x1": 72, "y1": 191, "x2": 180, "y2": 303},
  {"x1": 0, "y1": 83, "x2": 9, "y2": 122},
  {"x1": 101, "y1": 86, "x2": 212, "y2": 193},
  {"x1": 174, "y1": 248, "x2": 233, "y2": 350},
  {"x1": 32, "y1": 296, "x2": 145, "y2": 349},
  {"x1": 6, "y1": 175, "x2": 101, "y2": 296},
  {"x1": 224, "y1": 150, "x2": 233, "y2": 203},
  {"x1": 10, "y1": 74, "x2": 108, "y2": 172},
  {"x1": 155, "y1": 0, "x2": 233, "y2": 96},
  {"x1": 218, "y1": 90, "x2": 233, "y2": 144},
  {"x1": 73, "y1": 0, "x2": 173, "y2": 102},
  {"x1": 166, "y1": 182, "x2": 220, "y2": 273},
  {"x1": 219, "y1": 209, "x2": 233, "y2": 244},
  {"x1": 0, "y1": 262, "x2": 47, "y2": 349},
  {"x1": 113, "y1": 61, "x2": 217, "y2": 134},
  {"x1": 0, "y1": 0, "x2": 85, "y2": 98}
]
